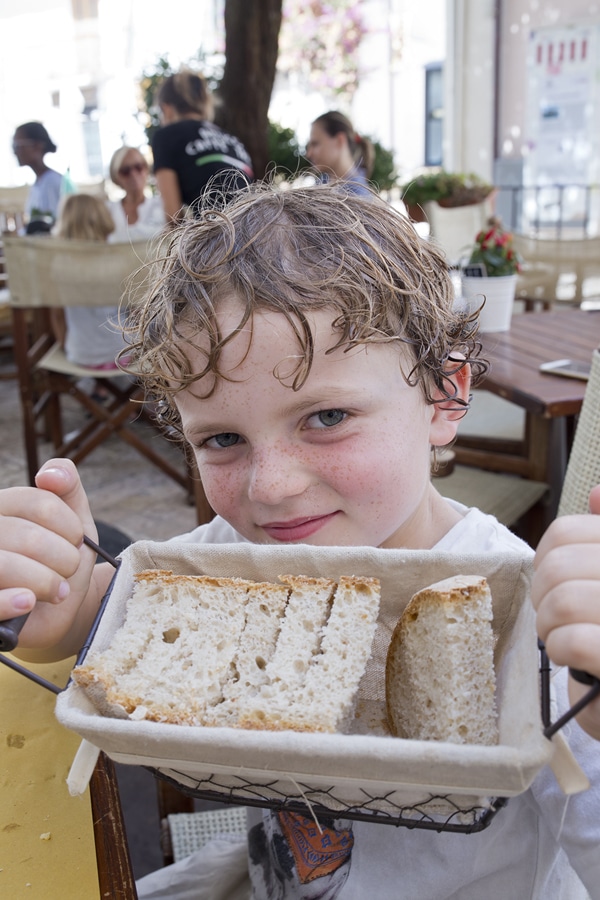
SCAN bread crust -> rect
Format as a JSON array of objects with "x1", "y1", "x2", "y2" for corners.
[{"x1": 385, "y1": 575, "x2": 498, "y2": 745}]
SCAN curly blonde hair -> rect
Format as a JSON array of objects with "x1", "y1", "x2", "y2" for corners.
[{"x1": 124, "y1": 182, "x2": 486, "y2": 433}]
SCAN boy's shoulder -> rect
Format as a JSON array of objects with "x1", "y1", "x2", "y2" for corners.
[{"x1": 436, "y1": 501, "x2": 532, "y2": 555}]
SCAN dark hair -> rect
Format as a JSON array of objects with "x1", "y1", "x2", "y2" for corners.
[
  {"x1": 124, "y1": 182, "x2": 486, "y2": 433},
  {"x1": 15, "y1": 121, "x2": 57, "y2": 154},
  {"x1": 312, "y1": 110, "x2": 374, "y2": 178},
  {"x1": 156, "y1": 70, "x2": 214, "y2": 121}
]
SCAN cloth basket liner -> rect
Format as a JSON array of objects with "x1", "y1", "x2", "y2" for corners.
[{"x1": 55, "y1": 541, "x2": 552, "y2": 813}]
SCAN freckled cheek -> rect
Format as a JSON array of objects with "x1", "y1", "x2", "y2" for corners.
[
  {"x1": 314, "y1": 445, "x2": 391, "y2": 498},
  {"x1": 196, "y1": 463, "x2": 246, "y2": 519}
]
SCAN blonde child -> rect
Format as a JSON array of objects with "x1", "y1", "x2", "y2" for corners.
[
  {"x1": 1, "y1": 185, "x2": 598, "y2": 898},
  {"x1": 54, "y1": 193, "x2": 127, "y2": 370}
]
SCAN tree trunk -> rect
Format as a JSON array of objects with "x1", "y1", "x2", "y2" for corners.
[{"x1": 216, "y1": 0, "x2": 283, "y2": 179}]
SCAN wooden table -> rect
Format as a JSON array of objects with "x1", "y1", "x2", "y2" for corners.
[
  {"x1": 0, "y1": 655, "x2": 137, "y2": 899},
  {"x1": 454, "y1": 309, "x2": 600, "y2": 524}
]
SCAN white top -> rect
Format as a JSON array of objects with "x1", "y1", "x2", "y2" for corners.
[
  {"x1": 25, "y1": 168, "x2": 63, "y2": 220},
  {"x1": 106, "y1": 195, "x2": 165, "y2": 243},
  {"x1": 138, "y1": 503, "x2": 600, "y2": 900}
]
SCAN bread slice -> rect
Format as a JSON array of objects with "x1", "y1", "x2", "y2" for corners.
[
  {"x1": 73, "y1": 571, "x2": 254, "y2": 724},
  {"x1": 385, "y1": 575, "x2": 498, "y2": 745},
  {"x1": 239, "y1": 575, "x2": 381, "y2": 732},
  {"x1": 73, "y1": 570, "x2": 381, "y2": 734}
]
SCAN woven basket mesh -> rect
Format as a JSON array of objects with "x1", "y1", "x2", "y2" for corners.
[{"x1": 557, "y1": 349, "x2": 600, "y2": 516}]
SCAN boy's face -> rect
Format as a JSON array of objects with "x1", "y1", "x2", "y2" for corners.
[{"x1": 176, "y1": 302, "x2": 467, "y2": 549}]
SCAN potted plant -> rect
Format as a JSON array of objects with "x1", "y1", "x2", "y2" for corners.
[
  {"x1": 461, "y1": 217, "x2": 523, "y2": 332},
  {"x1": 400, "y1": 169, "x2": 495, "y2": 220}
]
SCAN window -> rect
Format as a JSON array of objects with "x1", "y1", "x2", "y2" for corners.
[{"x1": 425, "y1": 63, "x2": 443, "y2": 167}]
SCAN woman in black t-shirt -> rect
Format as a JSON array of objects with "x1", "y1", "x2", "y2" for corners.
[{"x1": 152, "y1": 70, "x2": 254, "y2": 222}]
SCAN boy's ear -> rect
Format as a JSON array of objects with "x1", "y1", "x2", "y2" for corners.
[{"x1": 428, "y1": 360, "x2": 472, "y2": 447}]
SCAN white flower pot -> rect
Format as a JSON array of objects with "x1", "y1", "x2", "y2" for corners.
[{"x1": 461, "y1": 274, "x2": 518, "y2": 332}]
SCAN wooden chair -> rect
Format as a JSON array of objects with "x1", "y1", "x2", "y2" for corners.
[
  {"x1": 0, "y1": 184, "x2": 28, "y2": 243},
  {"x1": 513, "y1": 233, "x2": 600, "y2": 311},
  {"x1": 3, "y1": 234, "x2": 209, "y2": 520}
]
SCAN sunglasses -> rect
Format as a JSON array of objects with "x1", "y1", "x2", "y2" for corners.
[{"x1": 119, "y1": 162, "x2": 146, "y2": 177}]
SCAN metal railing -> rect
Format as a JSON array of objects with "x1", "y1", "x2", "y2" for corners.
[{"x1": 493, "y1": 183, "x2": 600, "y2": 238}]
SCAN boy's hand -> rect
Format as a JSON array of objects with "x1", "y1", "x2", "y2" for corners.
[
  {"x1": 0, "y1": 459, "x2": 99, "y2": 652},
  {"x1": 532, "y1": 485, "x2": 600, "y2": 740}
]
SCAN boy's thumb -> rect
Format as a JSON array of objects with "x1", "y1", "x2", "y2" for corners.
[
  {"x1": 588, "y1": 484, "x2": 600, "y2": 516},
  {"x1": 34, "y1": 458, "x2": 93, "y2": 523}
]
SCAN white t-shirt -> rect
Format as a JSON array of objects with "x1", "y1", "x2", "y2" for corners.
[
  {"x1": 107, "y1": 195, "x2": 165, "y2": 243},
  {"x1": 25, "y1": 168, "x2": 63, "y2": 221},
  {"x1": 138, "y1": 504, "x2": 600, "y2": 900}
]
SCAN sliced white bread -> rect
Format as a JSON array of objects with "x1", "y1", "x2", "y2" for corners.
[
  {"x1": 385, "y1": 575, "x2": 498, "y2": 745},
  {"x1": 73, "y1": 571, "x2": 253, "y2": 724},
  {"x1": 239, "y1": 575, "x2": 381, "y2": 732},
  {"x1": 73, "y1": 570, "x2": 381, "y2": 734}
]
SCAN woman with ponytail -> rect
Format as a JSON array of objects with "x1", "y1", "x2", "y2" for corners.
[{"x1": 306, "y1": 110, "x2": 374, "y2": 196}]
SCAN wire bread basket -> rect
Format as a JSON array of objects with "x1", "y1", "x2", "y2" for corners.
[{"x1": 4, "y1": 540, "x2": 597, "y2": 834}]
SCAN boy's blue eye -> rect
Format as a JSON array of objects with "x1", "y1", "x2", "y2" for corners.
[
  {"x1": 212, "y1": 433, "x2": 241, "y2": 448},
  {"x1": 316, "y1": 409, "x2": 346, "y2": 427}
]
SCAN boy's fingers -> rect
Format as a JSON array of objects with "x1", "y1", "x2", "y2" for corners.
[
  {"x1": 535, "y1": 580, "x2": 600, "y2": 641},
  {"x1": 534, "y1": 515, "x2": 600, "y2": 569},
  {"x1": 0, "y1": 589, "x2": 37, "y2": 617},
  {"x1": 0, "y1": 548, "x2": 75, "y2": 606},
  {"x1": 544, "y1": 623, "x2": 600, "y2": 678},
  {"x1": 588, "y1": 484, "x2": 600, "y2": 516},
  {"x1": 34, "y1": 458, "x2": 96, "y2": 538}
]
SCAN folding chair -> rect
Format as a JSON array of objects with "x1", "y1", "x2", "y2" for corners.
[
  {"x1": 3, "y1": 234, "x2": 209, "y2": 521},
  {"x1": 513, "y1": 234, "x2": 600, "y2": 311}
]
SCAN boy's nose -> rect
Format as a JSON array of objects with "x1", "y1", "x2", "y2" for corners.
[{"x1": 247, "y1": 448, "x2": 310, "y2": 506}]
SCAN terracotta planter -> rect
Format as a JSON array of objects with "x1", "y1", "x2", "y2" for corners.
[
  {"x1": 404, "y1": 202, "x2": 429, "y2": 223},
  {"x1": 461, "y1": 274, "x2": 518, "y2": 332}
]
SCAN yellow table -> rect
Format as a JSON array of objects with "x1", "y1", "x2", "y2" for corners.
[{"x1": 0, "y1": 655, "x2": 101, "y2": 899}]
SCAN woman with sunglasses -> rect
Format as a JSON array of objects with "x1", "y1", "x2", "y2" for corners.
[{"x1": 107, "y1": 146, "x2": 165, "y2": 241}]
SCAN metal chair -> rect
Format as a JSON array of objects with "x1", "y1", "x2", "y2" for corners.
[{"x1": 3, "y1": 234, "x2": 211, "y2": 522}]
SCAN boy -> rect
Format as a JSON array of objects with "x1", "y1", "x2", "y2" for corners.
[{"x1": 0, "y1": 185, "x2": 598, "y2": 898}]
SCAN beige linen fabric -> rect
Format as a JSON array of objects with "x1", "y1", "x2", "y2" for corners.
[{"x1": 56, "y1": 541, "x2": 553, "y2": 815}]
